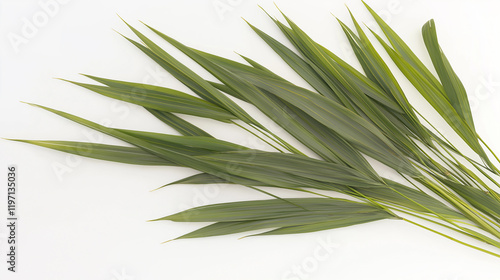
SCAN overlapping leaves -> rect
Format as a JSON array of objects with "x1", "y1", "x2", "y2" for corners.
[{"x1": 10, "y1": 2, "x2": 500, "y2": 256}]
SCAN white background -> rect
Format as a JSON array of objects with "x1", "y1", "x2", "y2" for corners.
[{"x1": 1, "y1": 0, "x2": 500, "y2": 279}]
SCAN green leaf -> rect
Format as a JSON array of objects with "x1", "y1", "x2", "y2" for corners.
[
  {"x1": 437, "y1": 178, "x2": 500, "y2": 221},
  {"x1": 22, "y1": 103, "x2": 246, "y2": 180},
  {"x1": 422, "y1": 19, "x2": 474, "y2": 131},
  {"x1": 15, "y1": 8, "x2": 500, "y2": 257},
  {"x1": 119, "y1": 21, "x2": 262, "y2": 128},
  {"x1": 151, "y1": 29, "x2": 416, "y2": 176},
  {"x1": 64, "y1": 78, "x2": 235, "y2": 122},
  {"x1": 116, "y1": 129, "x2": 248, "y2": 153},
  {"x1": 157, "y1": 197, "x2": 388, "y2": 222},
  {"x1": 197, "y1": 150, "x2": 384, "y2": 188},
  {"x1": 144, "y1": 109, "x2": 212, "y2": 137},
  {"x1": 165, "y1": 173, "x2": 239, "y2": 186},
  {"x1": 362, "y1": 1, "x2": 442, "y2": 90},
  {"x1": 337, "y1": 13, "x2": 431, "y2": 145},
  {"x1": 193, "y1": 51, "x2": 378, "y2": 177},
  {"x1": 8, "y1": 139, "x2": 173, "y2": 165},
  {"x1": 246, "y1": 21, "x2": 342, "y2": 104},
  {"x1": 158, "y1": 197, "x2": 394, "y2": 239},
  {"x1": 364, "y1": 2, "x2": 495, "y2": 171},
  {"x1": 254, "y1": 211, "x2": 393, "y2": 236},
  {"x1": 22, "y1": 103, "x2": 350, "y2": 193}
]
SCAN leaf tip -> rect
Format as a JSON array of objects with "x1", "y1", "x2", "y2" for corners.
[
  {"x1": 78, "y1": 73, "x2": 92, "y2": 79},
  {"x1": 273, "y1": 2, "x2": 286, "y2": 18},
  {"x1": 112, "y1": 28, "x2": 126, "y2": 38},
  {"x1": 20, "y1": 101, "x2": 38, "y2": 107},
  {"x1": 116, "y1": 13, "x2": 126, "y2": 24},
  {"x1": 55, "y1": 77, "x2": 72, "y2": 83},
  {"x1": 330, "y1": 12, "x2": 339, "y2": 21},
  {"x1": 150, "y1": 183, "x2": 169, "y2": 192},
  {"x1": 147, "y1": 217, "x2": 164, "y2": 222},
  {"x1": 160, "y1": 238, "x2": 175, "y2": 244},
  {"x1": 139, "y1": 20, "x2": 153, "y2": 30},
  {"x1": 117, "y1": 15, "x2": 136, "y2": 31}
]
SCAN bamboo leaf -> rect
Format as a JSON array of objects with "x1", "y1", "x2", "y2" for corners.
[
  {"x1": 64, "y1": 78, "x2": 235, "y2": 122},
  {"x1": 144, "y1": 109, "x2": 212, "y2": 137},
  {"x1": 14, "y1": 7, "x2": 500, "y2": 258},
  {"x1": 157, "y1": 197, "x2": 388, "y2": 222},
  {"x1": 437, "y1": 178, "x2": 500, "y2": 221},
  {"x1": 422, "y1": 19, "x2": 474, "y2": 130},
  {"x1": 119, "y1": 21, "x2": 262, "y2": 128},
  {"x1": 197, "y1": 150, "x2": 384, "y2": 188},
  {"x1": 7, "y1": 139, "x2": 173, "y2": 165},
  {"x1": 253, "y1": 211, "x2": 393, "y2": 236},
  {"x1": 116, "y1": 129, "x2": 248, "y2": 152},
  {"x1": 364, "y1": 3, "x2": 496, "y2": 171},
  {"x1": 149, "y1": 28, "x2": 417, "y2": 175},
  {"x1": 191, "y1": 50, "x2": 379, "y2": 176},
  {"x1": 165, "y1": 173, "x2": 238, "y2": 186}
]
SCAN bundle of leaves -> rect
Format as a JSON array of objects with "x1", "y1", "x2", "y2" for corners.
[{"x1": 11, "y1": 2, "x2": 500, "y2": 257}]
